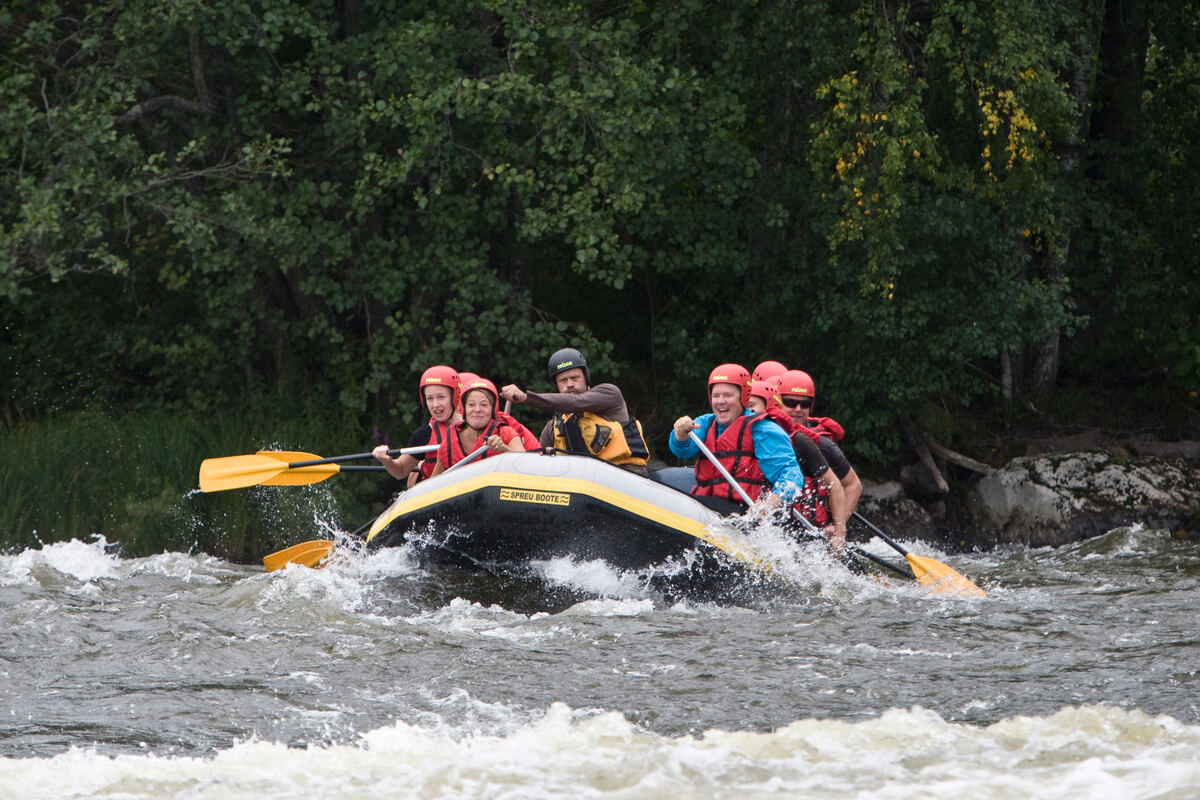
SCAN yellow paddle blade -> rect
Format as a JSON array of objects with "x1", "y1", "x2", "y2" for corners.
[
  {"x1": 199, "y1": 454, "x2": 290, "y2": 492},
  {"x1": 905, "y1": 554, "x2": 986, "y2": 597},
  {"x1": 263, "y1": 540, "x2": 335, "y2": 572},
  {"x1": 259, "y1": 464, "x2": 341, "y2": 485},
  {"x1": 254, "y1": 451, "x2": 341, "y2": 485},
  {"x1": 255, "y1": 450, "x2": 323, "y2": 462},
  {"x1": 199, "y1": 453, "x2": 342, "y2": 492}
]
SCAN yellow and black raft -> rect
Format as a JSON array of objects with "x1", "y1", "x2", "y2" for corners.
[
  {"x1": 364, "y1": 453, "x2": 775, "y2": 586},
  {"x1": 225, "y1": 447, "x2": 984, "y2": 598}
]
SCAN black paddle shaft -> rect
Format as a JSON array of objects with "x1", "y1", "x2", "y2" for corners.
[
  {"x1": 287, "y1": 449, "x2": 414, "y2": 468},
  {"x1": 852, "y1": 511, "x2": 911, "y2": 556}
]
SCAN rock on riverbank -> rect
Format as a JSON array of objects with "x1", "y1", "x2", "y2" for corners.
[
  {"x1": 859, "y1": 446, "x2": 1199, "y2": 550},
  {"x1": 967, "y1": 452, "x2": 1199, "y2": 548}
]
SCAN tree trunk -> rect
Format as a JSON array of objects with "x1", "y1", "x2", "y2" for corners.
[
  {"x1": 1090, "y1": 0, "x2": 1150, "y2": 168},
  {"x1": 1030, "y1": 3, "x2": 1109, "y2": 396},
  {"x1": 1000, "y1": 348, "x2": 1014, "y2": 401}
]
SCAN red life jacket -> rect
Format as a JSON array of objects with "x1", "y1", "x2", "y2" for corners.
[
  {"x1": 802, "y1": 416, "x2": 842, "y2": 520},
  {"x1": 765, "y1": 408, "x2": 831, "y2": 526},
  {"x1": 763, "y1": 407, "x2": 799, "y2": 434},
  {"x1": 807, "y1": 415, "x2": 843, "y2": 442},
  {"x1": 496, "y1": 411, "x2": 540, "y2": 452},
  {"x1": 692, "y1": 413, "x2": 771, "y2": 504},
  {"x1": 792, "y1": 464, "x2": 831, "y2": 527},
  {"x1": 415, "y1": 418, "x2": 453, "y2": 482},
  {"x1": 441, "y1": 420, "x2": 509, "y2": 468}
]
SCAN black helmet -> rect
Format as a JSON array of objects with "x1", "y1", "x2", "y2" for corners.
[{"x1": 547, "y1": 347, "x2": 590, "y2": 385}]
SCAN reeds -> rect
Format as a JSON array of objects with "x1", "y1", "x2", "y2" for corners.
[{"x1": 0, "y1": 405, "x2": 396, "y2": 562}]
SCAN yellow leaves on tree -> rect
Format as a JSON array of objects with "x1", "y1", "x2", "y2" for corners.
[{"x1": 977, "y1": 86, "x2": 1041, "y2": 176}]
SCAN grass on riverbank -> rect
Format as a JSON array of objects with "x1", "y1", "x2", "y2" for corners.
[{"x1": 0, "y1": 406, "x2": 400, "y2": 562}]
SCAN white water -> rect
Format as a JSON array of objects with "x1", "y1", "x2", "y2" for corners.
[
  {"x1": 2, "y1": 533, "x2": 1199, "y2": 799},
  {"x1": 5, "y1": 703, "x2": 1198, "y2": 799}
]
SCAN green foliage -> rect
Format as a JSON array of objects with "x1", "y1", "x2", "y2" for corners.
[
  {"x1": 0, "y1": 403, "x2": 392, "y2": 560},
  {"x1": 1, "y1": 0, "x2": 1197, "y2": 529}
]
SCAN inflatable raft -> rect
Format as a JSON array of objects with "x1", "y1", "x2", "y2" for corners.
[{"x1": 363, "y1": 453, "x2": 777, "y2": 590}]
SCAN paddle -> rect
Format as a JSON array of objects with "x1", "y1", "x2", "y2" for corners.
[
  {"x1": 851, "y1": 511, "x2": 986, "y2": 597},
  {"x1": 687, "y1": 431, "x2": 864, "y2": 573},
  {"x1": 261, "y1": 443, "x2": 491, "y2": 572},
  {"x1": 788, "y1": 508, "x2": 914, "y2": 579},
  {"x1": 686, "y1": 431, "x2": 973, "y2": 589},
  {"x1": 261, "y1": 539, "x2": 338, "y2": 572},
  {"x1": 198, "y1": 445, "x2": 438, "y2": 493}
]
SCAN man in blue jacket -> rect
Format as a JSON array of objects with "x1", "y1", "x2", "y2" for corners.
[{"x1": 668, "y1": 363, "x2": 804, "y2": 516}]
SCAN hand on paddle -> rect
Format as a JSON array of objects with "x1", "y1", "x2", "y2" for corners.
[
  {"x1": 372, "y1": 444, "x2": 419, "y2": 480},
  {"x1": 672, "y1": 416, "x2": 696, "y2": 441},
  {"x1": 485, "y1": 433, "x2": 511, "y2": 452},
  {"x1": 822, "y1": 522, "x2": 848, "y2": 552},
  {"x1": 499, "y1": 384, "x2": 527, "y2": 404}
]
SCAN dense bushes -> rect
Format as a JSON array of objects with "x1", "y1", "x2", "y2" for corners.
[{"x1": 2, "y1": 1, "x2": 1196, "y2": 547}]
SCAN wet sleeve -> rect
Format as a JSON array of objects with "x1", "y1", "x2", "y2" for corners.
[
  {"x1": 792, "y1": 435, "x2": 830, "y2": 480},
  {"x1": 817, "y1": 438, "x2": 852, "y2": 480},
  {"x1": 667, "y1": 415, "x2": 712, "y2": 460},
  {"x1": 752, "y1": 420, "x2": 805, "y2": 504}
]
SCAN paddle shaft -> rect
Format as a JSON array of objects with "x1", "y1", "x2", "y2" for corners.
[
  {"x1": 845, "y1": 544, "x2": 915, "y2": 579},
  {"x1": 283, "y1": 444, "x2": 438, "y2": 469},
  {"x1": 852, "y1": 511, "x2": 911, "y2": 555},
  {"x1": 787, "y1": 508, "x2": 914, "y2": 578},
  {"x1": 444, "y1": 443, "x2": 489, "y2": 473}
]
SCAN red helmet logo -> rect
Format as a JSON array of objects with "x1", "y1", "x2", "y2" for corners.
[{"x1": 776, "y1": 369, "x2": 816, "y2": 399}]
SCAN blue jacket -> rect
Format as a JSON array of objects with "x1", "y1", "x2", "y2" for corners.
[{"x1": 668, "y1": 410, "x2": 804, "y2": 504}]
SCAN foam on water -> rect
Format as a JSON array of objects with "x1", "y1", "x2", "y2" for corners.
[
  {"x1": 0, "y1": 536, "x2": 254, "y2": 590},
  {"x1": 557, "y1": 597, "x2": 657, "y2": 617},
  {"x1": 3, "y1": 524, "x2": 1197, "y2": 797},
  {"x1": 4, "y1": 702, "x2": 1198, "y2": 800},
  {"x1": 531, "y1": 556, "x2": 651, "y2": 599},
  {"x1": 1, "y1": 536, "x2": 121, "y2": 585}
]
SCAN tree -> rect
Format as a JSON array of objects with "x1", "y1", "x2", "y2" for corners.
[{"x1": 3, "y1": 0, "x2": 1196, "y2": 469}]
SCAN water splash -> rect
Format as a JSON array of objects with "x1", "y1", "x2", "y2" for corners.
[{"x1": 5, "y1": 703, "x2": 1197, "y2": 800}]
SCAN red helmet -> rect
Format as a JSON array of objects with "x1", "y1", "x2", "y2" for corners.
[
  {"x1": 707, "y1": 363, "x2": 751, "y2": 407},
  {"x1": 459, "y1": 375, "x2": 499, "y2": 419},
  {"x1": 752, "y1": 361, "x2": 787, "y2": 383},
  {"x1": 776, "y1": 369, "x2": 816, "y2": 399},
  {"x1": 748, "y1": 378, "x2": 779, "y2": 408},
  {"x1": 418, "y1": 365, "x2": 460, "y2": 409},
  {"x1": 455, "y1": 372, "x2": 479, "y2": 411}
]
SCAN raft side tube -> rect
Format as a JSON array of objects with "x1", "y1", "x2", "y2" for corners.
[{"x1": 365, "y1": 453, "x2": 771, "y2": 571}]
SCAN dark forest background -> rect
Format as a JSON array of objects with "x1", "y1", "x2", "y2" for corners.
[{"x1": 2, "y1": 1, "x2": 1197, "y2": 558}]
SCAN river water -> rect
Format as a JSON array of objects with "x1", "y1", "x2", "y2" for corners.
[{"x1": 2, "y1": 514, "x2": 1198, "y2": 799}]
